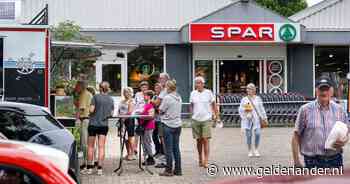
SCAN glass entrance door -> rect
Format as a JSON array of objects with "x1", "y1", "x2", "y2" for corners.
[
  {"x1": 102, "y1": 64, "x2": 122, "y2": 96},
  {"x1": 217, "y1": 60, "x2": 261, "y2": 94},
  {"x1": 96, "y1": 61, "x2": 127, "y2": 97}
]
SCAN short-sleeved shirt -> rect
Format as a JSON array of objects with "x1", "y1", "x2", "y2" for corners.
[
  {"x1": 79, "y1": 90, "x2": 92, "y2": 118},
  {"x1": 140, "y1": 103, "x2": 155, "y2": 130},
  {"x1": 190, "y1": 89, "x2": 215, "y2": 122},
  {"x1": 159, "y1": 93, "x2": 182, "y2": 128},
  {"x1": 294, "y1": 100, "x2": 348, "y2": 156},
  {"x1": 89, "y1": 94, "x2": 114, "y2": 127}
]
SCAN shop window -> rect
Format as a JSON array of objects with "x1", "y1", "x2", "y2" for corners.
[
  {"x1": 194, "y1": 60, "x2": 213, "y2": 90},
  {"x1": 315, "y1": 46, "x2": 349, "y2": 99},
  {"x1": 267, "y1": 60, "x2": 285, "y2": 94},
  {"x1": 128, "y1": 46, "x2": 163, "y2": 91}
]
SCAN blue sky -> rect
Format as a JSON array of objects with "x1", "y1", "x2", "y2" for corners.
[{"x1": 307, "y1": 0, "x2": 323, "y2": 6}]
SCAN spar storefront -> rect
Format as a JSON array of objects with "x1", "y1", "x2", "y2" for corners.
[
  {"x1": 21, "y1": 0, "x2": 349, "y2": 103},
  {"x1": 79, "y1": 0, "x2": 314, "y2": 102},
  {"x1": 188, "y1": 23, "x2": 301, "y2": 95},
  {"x1": 160, "y1": 0, "x2": 313, "y2": 102}
]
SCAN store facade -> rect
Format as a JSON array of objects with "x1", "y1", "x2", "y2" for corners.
[
  {"x1": 81, "y1": 0, "x2": 322, "y2": 101},
  {"x1": 20, "y1": 0, "x2": 350, "y2": 103},
  {"x1": 290, "y1": 0, "x2": 350, "y2": 102},
  {"x1": 159, "y1": 0, "x2": 308, "y2": 102}
]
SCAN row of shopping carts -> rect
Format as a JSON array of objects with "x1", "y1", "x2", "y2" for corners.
[{"x1": 218, "y1": 93, "x2": 308, "y2": 126}]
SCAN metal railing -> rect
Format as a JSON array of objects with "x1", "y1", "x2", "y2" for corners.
[{"x1": 181, "y1": 100, "x2": 310, "y2": 127}]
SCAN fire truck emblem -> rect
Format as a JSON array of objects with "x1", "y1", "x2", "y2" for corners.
[{"x1": 16, "y1": 53, "x2": 35, "y2": 75}]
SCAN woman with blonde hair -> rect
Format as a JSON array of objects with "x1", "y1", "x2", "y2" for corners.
[
  {"x1": 82, "y1": 81, "x2": 114, "y2": 176},
  {"x1": 159, "y1": 80, "x2": 183, "y2": 176},
  {"x1": 239, "y1": 83, "x2": 267, "y2": 158},
  {"x1": 119, "y1": 87, "x2": 136, "y2": 160}
]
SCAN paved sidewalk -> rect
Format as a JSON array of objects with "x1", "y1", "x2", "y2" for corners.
[{"x1": 81, "y1": 127, "x2": 350, "y2": 184}]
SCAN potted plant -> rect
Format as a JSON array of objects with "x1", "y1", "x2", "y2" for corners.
[{"x1": 55, "y1": 81, "x2": 66, "y2": 96}]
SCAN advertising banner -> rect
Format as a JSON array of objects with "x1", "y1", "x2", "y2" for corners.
[{"x1": 1, "y1": 27, "x2": 49, "y2": 106}]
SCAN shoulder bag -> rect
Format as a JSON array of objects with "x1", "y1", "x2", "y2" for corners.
[{"x1": 247, "y1": 96, "x2": 268, "y2": 128}]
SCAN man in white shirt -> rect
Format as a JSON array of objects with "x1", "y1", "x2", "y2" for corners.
[{"x1": 190, "y1": 76, "x2": 218, "y2": 168}]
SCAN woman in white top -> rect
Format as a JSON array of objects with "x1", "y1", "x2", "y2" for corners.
[
  {"x1": 118, "y1": 87, "x2": 136, "y2": 161},
  {"x1": 239, "y1": 83, "x2": 267, "y2": 157}
]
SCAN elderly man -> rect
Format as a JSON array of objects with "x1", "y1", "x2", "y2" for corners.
[
  {"x1": 292, "y1": 77, "x2": 349, "y2": 168},
  {"x1": 190, "y1": 76, "x2": 218, "y2": 168},
  {"x1": 153, "y1": 72, "x2": 170, "y2": 168}
]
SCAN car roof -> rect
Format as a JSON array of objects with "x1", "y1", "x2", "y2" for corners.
[
  {"x1": 0, "y1": 140, "x2": 75, "y2": 184},
  {"x1": 0, "y1": 102, "x2": 50, "y2": 116}
]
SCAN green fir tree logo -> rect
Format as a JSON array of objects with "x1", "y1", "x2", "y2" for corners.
[{"x1": 279, "y1": 24, "x2": 297, "y2": 42}]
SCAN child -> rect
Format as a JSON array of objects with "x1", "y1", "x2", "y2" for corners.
[{"x1": 139, "y1": 90, "x2": 156, "y2": 165}]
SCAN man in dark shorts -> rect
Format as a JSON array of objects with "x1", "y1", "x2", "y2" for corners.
[{"x1": 81, "y1": 81, "x2": 114, "y2": 176}]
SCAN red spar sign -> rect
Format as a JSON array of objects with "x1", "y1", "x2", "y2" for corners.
[{"x1": 190, "y1": 23, "x2": 275, "y2": 42}]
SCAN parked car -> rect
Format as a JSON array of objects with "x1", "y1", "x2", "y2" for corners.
[
  {"x1": 0, "y1": 102, "x2": 80, "y2": 183},
  {"x1": 0, "y1": 139, "x2": 76, "y2": 184}
]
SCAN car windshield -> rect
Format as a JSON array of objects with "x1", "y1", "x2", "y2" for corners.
[{"x1": 0, "y1": 112, "x2": 63, "y2": 141}]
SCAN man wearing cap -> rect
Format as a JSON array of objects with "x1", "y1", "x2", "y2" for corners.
[{"x1": 292, "y1": 77, "x2": 349, "y2": 168}]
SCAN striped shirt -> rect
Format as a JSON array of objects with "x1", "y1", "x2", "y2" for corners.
[{"x1": 295, "y1": 100, "x2": 348, "y2": 156}]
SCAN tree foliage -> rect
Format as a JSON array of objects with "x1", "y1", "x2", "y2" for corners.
[
  {"x1": 255, "y1": 0, "x2": 308, "y2": 17},
  {"x1": 50, "y1": 20, "x2": 94, "y2": 42},
  {"x1": 50, "y1": 21, "x2": 98, "y2": 93}
]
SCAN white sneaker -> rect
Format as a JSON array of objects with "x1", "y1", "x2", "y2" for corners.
[
  {"x1": 253, "y1": 149, "x2": 261, "y2": 157},
  {"x1": 78, "y1": 151, "x2": 84, "y2": 159},
  {"x1": 248, "y1": 150, "x2": 253, "y2": 157},
  {"x1": 81, "y1": 168, "x2": 93, "y2": 175},
  {"x1": 97, "y1": 168, "x2": 103, "y2": 176},
  {"x1": 158, "y1": 155, "x2": 166, "y2": 162}
]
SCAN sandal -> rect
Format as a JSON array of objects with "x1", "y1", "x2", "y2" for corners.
[
  {"x1": 202, "y1": 160, "x2": 208, "y2": 168},
  {"x1": 199, "y1": 160, "x2": 204, "y2": 167}
]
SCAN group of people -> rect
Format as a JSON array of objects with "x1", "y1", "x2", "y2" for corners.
[
  {"x1": 74, "y1": 73, "x2": 349, "y2": 177},
  {"x1": 74, "y1": 73, "x2": 220, "y2": 177},
  {"x1": 117, "y1": 73, "x2": 184, "y2": 177},
  {"x1": 75, "y1": 73, "x2": 218, "y2": 176},
  {"x1": 117, "y1": 74, "x2": 220, "y2": 176}
]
